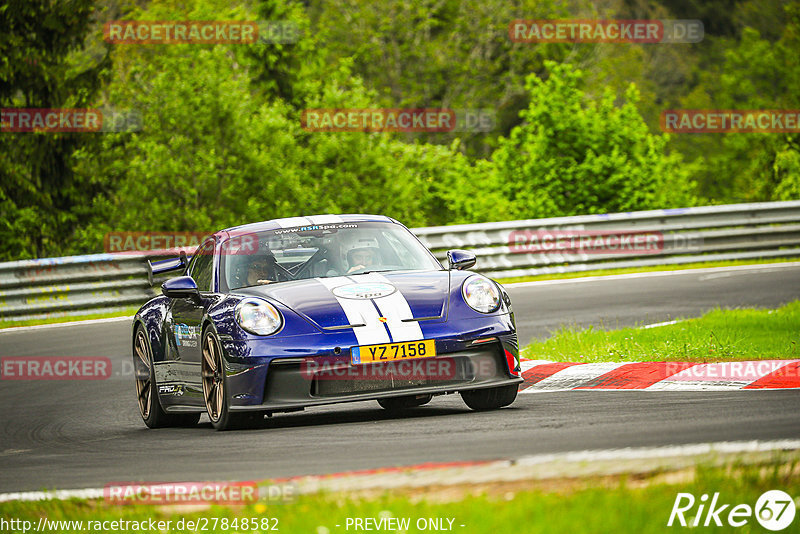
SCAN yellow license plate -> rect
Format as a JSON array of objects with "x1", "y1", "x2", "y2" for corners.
[{"x1": 351, "y1": 340, "x2": 436, "y2": 364}]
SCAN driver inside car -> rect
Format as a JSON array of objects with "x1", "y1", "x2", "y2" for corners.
[
  {"x1": 346, "y1": 245, "x2": 380, "y2": 274},
  {"x1": 246, "y1": 255, "x2": 276, "y2": 285}
]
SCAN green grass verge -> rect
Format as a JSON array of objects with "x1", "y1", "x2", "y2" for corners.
[
  {"x1": 1, "y1": 461, "x2": 796, "y2": 533},
  {"x1": 0, "y1": 307, "x2": 138, "y2": 330},
  {"x1": 522, "y1": 301, "x2": 800, "y2": 363},
  {"x1": 496, "y1": 258, "x2": 800, "y2": 285}
]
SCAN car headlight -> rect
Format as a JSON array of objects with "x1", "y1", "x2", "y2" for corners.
[
  {"x1": 235, "y1": 298, "x2": 283, "y2": 335},
  {"x1": 462, "y1": 275, "x2": 501, "y2": 313}
]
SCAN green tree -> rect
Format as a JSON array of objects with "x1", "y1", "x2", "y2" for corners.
[
  {"x1": 72, "y1": 0, "x2": 502, "y2": 251},
  {"x1": 491, "y1": 61, "x2": 697, "y2": 218},
  {"x1": 0, "y1": 0, "x2": 111, "y2": 259},
  {"x1": 676, "y1": 3, "x2": 800, "y2": 203},
  {"x1": 717, "y1": 11, "x2": 800, "y2": 201},
  {"x1": 72, "y1": 0, "x2": 308, "y2": 243},
  {"x1": 306, "y1": 0, "x2": 579, "y2": 158}
]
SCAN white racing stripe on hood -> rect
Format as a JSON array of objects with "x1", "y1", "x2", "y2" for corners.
[
  {"x1": 355, "y1": 273, "x2": 423, "y2": 342},
  {"x1": 316, "y1": 277, "x2": 390, "y2": 345},
  {"x1": 274, "y1": 216, "x2": 311, "y2": 228}
]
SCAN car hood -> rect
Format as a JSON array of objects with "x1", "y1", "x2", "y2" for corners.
[{"x1": 235, "y1": 271, "x2": 451, "y2": 330}]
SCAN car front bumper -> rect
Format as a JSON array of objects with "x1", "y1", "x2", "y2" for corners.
[{"x1": 224, "y1": 336, "x2": 521, "y2": 413}]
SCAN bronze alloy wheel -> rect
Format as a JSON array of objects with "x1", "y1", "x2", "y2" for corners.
[
  {"x1": 202, "y1": 330, "x2": 225, "y2": 423},
  {"x1": 133, "y1": 325, "x2": 201, "y2": 429},
  {"x1": 201, "y1": 328, "x2": 263, "y2": 430},
  {"x1": 134, "y1": 328, "x2": 152, "y2": 419}
]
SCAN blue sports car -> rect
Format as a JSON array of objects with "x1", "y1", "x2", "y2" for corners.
[{"x1": 133, "y1": 215, "x2": 522, "y2": 430}]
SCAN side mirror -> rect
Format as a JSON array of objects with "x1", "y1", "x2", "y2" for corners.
[
  {"x1": 161, "y1": 276, "x2": 201, "y2": 303},
  {"x1": 447, "y1": 249, "x2": 476, "y2": 271}
]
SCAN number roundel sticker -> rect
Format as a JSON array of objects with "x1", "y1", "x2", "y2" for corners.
[{"x1": 332, "y1": 282, "x2": 396, "y2": 300}]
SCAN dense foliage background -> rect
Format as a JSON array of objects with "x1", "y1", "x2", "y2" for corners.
[{"x1": 1, "y1": 0, "x2": 798, "y2": 260}]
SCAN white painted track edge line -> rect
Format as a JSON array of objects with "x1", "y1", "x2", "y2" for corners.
[
  {"x1": 501, "y1": 261, "x2": 800, "y2": 288},
  {"x1": 0, "y1": 315, "x2": 133, "y2": 334}
]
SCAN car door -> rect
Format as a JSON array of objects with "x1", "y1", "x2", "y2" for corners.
[{"x1": 165, "y1": 239, "x2": 216, "y2": 400}]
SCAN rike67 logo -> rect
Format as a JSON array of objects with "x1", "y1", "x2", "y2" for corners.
[{"x1": 668, "y1": 490, "x2": 796, "y2": 530}]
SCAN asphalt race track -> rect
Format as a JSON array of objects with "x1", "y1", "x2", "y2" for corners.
[{"x1": 1, "y1": 264, "x2": 799, "y2": 493}]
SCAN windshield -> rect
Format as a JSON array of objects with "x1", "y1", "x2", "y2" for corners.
[{"x1": 220, "y1": 221, "x2": 442, "y2": 290}]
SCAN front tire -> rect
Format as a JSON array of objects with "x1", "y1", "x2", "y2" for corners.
[
  {"x1": 133, "y1": 326, "x2": 200, "y2": 428},
  {"x1": 202, "y1": 328, "x2": 261, "y2": 430},
  {"x1": 460, "y1": 384, "x2": 518, "y2": 411}
]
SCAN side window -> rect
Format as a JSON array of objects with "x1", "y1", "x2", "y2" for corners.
[{"x1": 189, "y1": 240, "x2": 215, "y2": 292}]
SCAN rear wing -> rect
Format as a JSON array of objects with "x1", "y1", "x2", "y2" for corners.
[{"x1": 146, "y1": 251, "x2": 189, "y2": 286}]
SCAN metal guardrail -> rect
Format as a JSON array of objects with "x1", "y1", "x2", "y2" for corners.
[
  {"x1": 415, "y1": 200, "x2": 800, "y2": 278},
  {"x1": 1, "y1": 201, "x2": 799, "y2": 321},
  {"x1": 0, "y1": 253, "x2": 157, "y2": 321}
]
